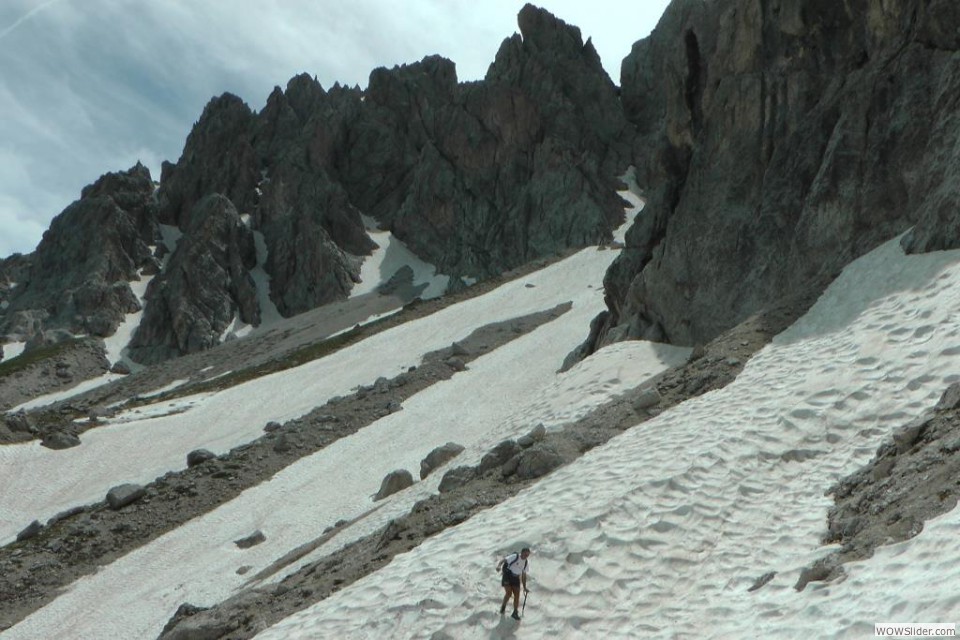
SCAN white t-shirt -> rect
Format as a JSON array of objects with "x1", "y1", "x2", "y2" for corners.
[{"x1": 504, "y1": 553, "x2": 529, "y2": 576}]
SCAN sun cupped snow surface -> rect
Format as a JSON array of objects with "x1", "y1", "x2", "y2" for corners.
[{"x1": 249, "y1": 236, "x2": 960, "y2": 639}]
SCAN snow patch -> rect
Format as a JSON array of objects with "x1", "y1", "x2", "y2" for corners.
[
  {"x1": 1, "y1": 341, "x2": 26, "y2": 363},
  {"x1": 614, "y1": 166, "x2": 644, "y2": 244},
  {"x1": 352, "y1": 230, "x2": 450, "y2": 300}
]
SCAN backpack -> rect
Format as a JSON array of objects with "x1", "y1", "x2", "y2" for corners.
[{"x1": 502, "y1": 551, "x2": 522, "y2": 575}]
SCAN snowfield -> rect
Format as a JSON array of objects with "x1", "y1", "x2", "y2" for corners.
[
  {"x1": 6, "y1": 217, "x2": 960, "y2": 638},
  {"x1": 253, "y1": 235, "x2": 960, "y2": 639}
]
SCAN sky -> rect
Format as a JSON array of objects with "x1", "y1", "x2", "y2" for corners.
[
  {"x1": 5, "y1": 186, "x2": 960, "y2": 636},
  {"x1": 0, "y1": 0, "x2": 671, "y2": 259}
]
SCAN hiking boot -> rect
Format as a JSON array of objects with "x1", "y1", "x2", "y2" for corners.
[
  {"x1": 511, "y1": 610, "x2": 521, "y2": 620},
  {"x1": 499, "y1": 606, "x2": 506, "y2": 615}
]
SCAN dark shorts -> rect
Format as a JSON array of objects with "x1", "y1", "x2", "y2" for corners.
[{"x1": 502, "y1": 571, "x2": 521, "y2": 588}]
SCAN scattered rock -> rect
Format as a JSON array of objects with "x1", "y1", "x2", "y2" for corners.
[
  {"x1": 420, "y1": 442, "x2": 465, "y2": 479},
  {"x1": 375, "y1": 469, "x2": 415, "y2": 500},
  {"x1": 386, "y1": 401, "x2": 403, "y2": 413},
  {"x1": 16, "y1": 521, "x2": 42, "y2": 542},
  {"x1": 893, "y1": 418, "x2": 928, "y2": 454},
  {"x1": 515, "y1": 444, "x2": 565, "y2": 480},
  {"x1": 936, "y1": 383, "x2": 960, "y2": 411},
  {"x1": 450, "y1": 341, "x2": 469, "y2": 357},
  {"x1": 478, "y1": 440, "x2": 522, "y2": 473},
  {"x1": 46, "y1": 505, "x2": 85, "y2": 527},
  {"x1": 111, "y1": 362, "x2": 132, "y2": 375},
  {"x1": 106, "y1": 483, "x2": 146, "y2": 510},
  {"x1": 438, "y1": 466, "x2": 475, "y2": 493},
  {"x1": 517, "y1": 424, "x2": 546, "y2": 448},
  {"x1": 631, "y1": 387, "x2": 661, "y2": 412},
  {"x1": 187, "y1": 449, "x2": 217, "y2": 467},
  {"x1": 263, "y1": 421, "x2": 282, "y2": 433},
  {"x1": 5, "y1": 412, "x2": 35, "y2": 434},
  {"x1": 234, "y1": 530, "x2": 266, "y2": 549},
  {"x1": 748, "y1": 571, "x2": 776, "y2": 592},
  {"x1": 41, "y1": 432, "x2": 81, "y2": 450},
  {"x1": 794, "y1": 558, "x2": 842, "y2": 591},
  {"x1": 444, "y1": 357, "x2": 466, "y2": 372},
  {"x1": 236, "y1": 566, "x2": 252, "y2": 576}
]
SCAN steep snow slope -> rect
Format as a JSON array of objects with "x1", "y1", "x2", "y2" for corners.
[
  {"x1": 4, "y1": 210, "x2": 696, "y2": 638},
  {"x1": 252, "y1": 236, "x2": 960, "y2": 639}
]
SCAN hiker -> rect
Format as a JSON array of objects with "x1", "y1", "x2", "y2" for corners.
[{"x1": 497, "y1": 547, "x2": 531, "y2": 620}]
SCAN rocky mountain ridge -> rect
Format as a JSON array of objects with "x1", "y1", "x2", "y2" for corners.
[{"x1": 1, "y1": 4, "x2": 628, "y2": 367}]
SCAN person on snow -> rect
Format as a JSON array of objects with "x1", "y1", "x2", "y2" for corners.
[{"x1": 497, "y1": 547, "x2": 531, "y2": 619}]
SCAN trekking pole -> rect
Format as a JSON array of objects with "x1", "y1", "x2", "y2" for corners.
[{"x1": 522, "y1": 589, "x2": 529, "y2": 616}]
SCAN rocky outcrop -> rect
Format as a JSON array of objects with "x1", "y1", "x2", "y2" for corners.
[
  {"x1": 0, "y1": 164, "x2": 158, "y2": 344},
  {"x1": 127, "y1": 195, "x2": 258, "y2": 364},
  {"x1": 2, "y1": 5, "x2": 631, "y2": 366},
  {"x1": 141, "y1": 4, "x2": 627, "y2": 358},
  {"x1": 594, "y1": 0, "x2": 960, "y2": 351}
]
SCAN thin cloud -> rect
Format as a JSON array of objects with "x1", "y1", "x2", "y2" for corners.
[{"x1": 0, "y1": 0, "x2": 66, "y2": 43}]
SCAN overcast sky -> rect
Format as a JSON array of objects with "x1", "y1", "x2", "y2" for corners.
[{"x1": 0, "y1": 0, "x2": 670, "y2": 259}]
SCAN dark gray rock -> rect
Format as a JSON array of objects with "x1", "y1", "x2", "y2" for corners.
[
  {"x1": 0, "y1": 164, "x2": 157, "y2": 344},
  {"x1": 593, "y1": 0, "x2": 960, "y2": 354},
  {"x1": 515, "y1": 444, "x2": 564, "y2": 480},
  {"x1": 187, "y1": 449, "x2": 217, "y2": 467},
  {"x1": 420, "y1": 442, "x2": 465, "y2": 479},
  {"x1": 106, "y1": 483, "x2": 146, "y2": 510},
  {"x1": 478, "y1": 440, "x2": 522, "y2": 473},
  {"x1": 517, "y1": 423, "x2": 546, "y2": 448},
  {"x1": 375, "y1": 469, "x2": 415, "y2": 500},
  {"x1": 234, "y1": 530, "x2": 266, "y2": 549},
  {"x1": 127, "y1": 194, "x2": 259, "y2": 364},
  {"x1": 893, "y1": 418, "x2": 928, "y2": 454},
  {"x1": 41, "y1": 432, "x2": 81, "y2": 450},
  {"x1": 111, "y1": 361, "x2": 132, "y2": 375},
  {"x1": 5, "y1": 411, "x2": 35, "y2": 434},
  {"x1": 46, "y1": 505, "x2": 85, "y2": 527},
  {"x1": 264, "y1": 421, "x2": 282, "y2": 433},
  {"x1": 16, "y1": 520, "x2": 42, "y2": 542},
  {"x1": 631, "y1": 387, "x2": 661, "y2": 412},
  {"x1": 438, "y1": 466, "x2": 475, "y2": 493},
  {"x1": 748, "y1": 572, "x2": 776, "y2": 592},
  {"x1": 936, "y1": 383, "x2": 960, "y2": 411},
  {"x1": 445, "y1": 357, "x2": 467, "y2": 372}
]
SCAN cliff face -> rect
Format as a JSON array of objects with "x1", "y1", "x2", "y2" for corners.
[
  {"x1": 597, "y1": 0, "x2": 960, "y2": 348},
  {"x1": 0, "y1": 164, "x2": 158, "y2": 341}
]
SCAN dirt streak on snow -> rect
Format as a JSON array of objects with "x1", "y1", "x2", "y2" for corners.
[
  {"x1": 2, "y1": 246, "x2": 689, "y2": 640},
  {"x1": 0, "y1": 247, "x2": 620, "y2": 546}
]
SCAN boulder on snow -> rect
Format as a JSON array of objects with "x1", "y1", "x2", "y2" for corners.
[
  {"x1": 41, "y1": 431, "x2": 81, "y2": 450},
  {"x1": 420, "y1": 442, "x2": 466, "y2": 479},
  {"x1": 16, "y1": 520, "x2": 42, "y2": 542},
  {"x1": 187, "y1": 449, "x2": 217, "y2": 467},
  {"x1": 936, "y1": 382, "x2": 960, "y2": 411},
  {"x1": 106, "y1": 483, "x2": 146, "y2": 510},
  {"x1": 234, "y1": 530, "x2": 266, "y2": 549},
  {"x1": 375, "y1": 469, "x2": 414, "y2": 500},
  {"x1": 438, "y1": 466, "x2": 475, "y2": 493}
]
